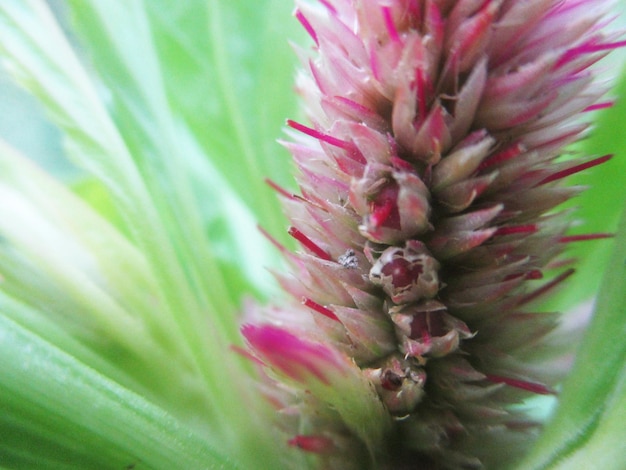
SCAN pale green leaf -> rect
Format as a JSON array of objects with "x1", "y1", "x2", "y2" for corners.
[
  {"x1": 0, "y1": 139, "x2": 202, "y2": 413},
  {"x1": 0, "y1": 2, "x2": 287, "y2": 466},
  {"x1": 539, "y1": 62, "x2": 626, "y2": 312},
  {"x1": 549, "y1": 365, "x2": 626, "y2": 470},
  {"x1": 0, "y1": 135, "x2": 283, "y2": 470},
  {"x1": 0, "y1": 0, "x2": 240, "y2": 333},
  {"x1": 515, "y1": 202, "x2": 626, "y2": 469},
  {"x1": 142, "y1": 0, "x2": 304, "y2": 235},
  {"x1": 0, "y1": 314, "x2": 237, "y2": 470},
  {"x1": 0, "y1": 0, "x2": 224, "y2": 378},
  {"x1": 65, "y1": 0, "x2": 300, "y2": 247}
]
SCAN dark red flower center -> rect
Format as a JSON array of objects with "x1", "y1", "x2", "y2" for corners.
[
  {"x1": 370, "y1": 183, "x2": 401, "y2": 229},
  {"x1": 381, "y1": 370, "x2": 404, "y2": 391},
  {"x1": 409, "y1": 312, "x2": 447, "y2": 341},
  {"x1": 381, "y1": 257, "x2": 424, "y2": 289}
]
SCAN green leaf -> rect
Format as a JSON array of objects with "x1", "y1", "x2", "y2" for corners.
[
  {"x1": 549, "y1": 365, "x2": 626, "y2": 470},
  {"x1": 0, "y1": 139, "x2": 284, "y2": 467},
  {"x1": 0, "y1": 2, "x2": 287, "y2": 466},
  {"x1": 72, "y1": 176, "x2": 128, "y2": 233},
  {"x1": 0, "y1": 0, "x2": 240, "y2": 330},
  {"x1": 515, "y1": 201, "x2": 626, "y2": 469},
  {"x1": 0, "y1": 139, "x2": 200, "y2": 411},
  {"x1": 142, "y1": 0, "x2": 304, "y2": 236},
  {"x1": 65, "y1": 0, "x2": 301, "y2": 247},
  {"x1": 539, "y1": 63, "x2": 626, "y2": 312},
  {"x1": 0, "y1": 314, "x2": 237, "y2": 470},
  {"x1": 0, "y1": 70, "x2": 69, "y2": 177}
]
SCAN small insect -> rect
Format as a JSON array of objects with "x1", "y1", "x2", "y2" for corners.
[{"x1": 338, "y1": 249, "x2": 359, "y2": 269}]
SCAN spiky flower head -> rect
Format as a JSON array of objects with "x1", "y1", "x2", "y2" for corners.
[{"x1": 243, "y1": 1, "x2": 622, "y2": 468}]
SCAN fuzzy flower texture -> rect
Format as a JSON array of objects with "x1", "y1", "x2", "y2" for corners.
[{"x1": 243, "y1": 1, "x2": 622, "y2": 468}]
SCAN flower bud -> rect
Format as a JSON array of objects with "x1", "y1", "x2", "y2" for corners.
[
  {"x1": 349, "y1": 163, "x2": 431, "y2": 244},
  {"x1": 364, "y1": 354, "x2": 426, "y2": 416},
  {"x1": 369, "y1": 240, "x2": 440, "y2": 304},
  {"x1": 390, "y1": 300, "x2": 473, "y2": 359}
]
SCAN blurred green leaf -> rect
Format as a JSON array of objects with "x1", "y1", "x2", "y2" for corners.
[
  {"x1": 515, "y1": 201, "x2": 626, "y2": 469},
  {"x1": 63, "y1": 0, "x2": 297, "y2": 302},
  {"x1": 0, "y1": 314, "x2": 237, "y2": 470},
  {"x1": 0, "y1": 72, "x2": 69, "y2": 177},
  {"x1": 144, "y1": 0, "x2": 304, "y2": 229},
  {"x1": 67, "y1": 0, "x2": 302, "y2": 245},
  {"x1": 72, "y1": 177, "x2": 127, "y2": 233},
  {"x1": 0, "y1": 139, "x2": 201, "y2": 412},
  {"x1": 0, "y1": 2, "x2": 288, "y2": 467},
  {"x1": 550, "y1": 364, "x2": 626, "y2": 470},
  {"x1": 540, "y1": 64, "x2": 626, "y2": 312}
]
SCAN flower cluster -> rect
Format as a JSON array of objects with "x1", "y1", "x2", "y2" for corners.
[{"x1": 243, "y1": 1, "x2": 621, "y2": 468}]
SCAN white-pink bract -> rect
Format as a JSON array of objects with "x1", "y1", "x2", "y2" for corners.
[{"x1": 243, "y1": 1, "x2": 623, "y2": 468}]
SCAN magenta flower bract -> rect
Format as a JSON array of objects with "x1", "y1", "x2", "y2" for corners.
[{"x1": 243, "y1": 1, "x2": 623, "y2": 468}]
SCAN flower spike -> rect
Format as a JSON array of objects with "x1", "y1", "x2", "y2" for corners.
[{"x1": 244, "y1": 1, "x2": 622, "y2": 468}]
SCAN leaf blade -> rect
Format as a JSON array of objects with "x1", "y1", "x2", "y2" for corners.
[
  {"x1": 515, "y1": 201, "x2": 626, "y2": 469},
  {"x1": 0, "y1": 314, "x2": 238, "y2": 470}
]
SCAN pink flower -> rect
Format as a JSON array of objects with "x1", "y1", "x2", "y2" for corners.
[
  {"x1": 243, "y1": 1, "x2": 623, "y2": 468},
  {"x1": 242, "y1": 324, "x2": 349, "y2": 386}
]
